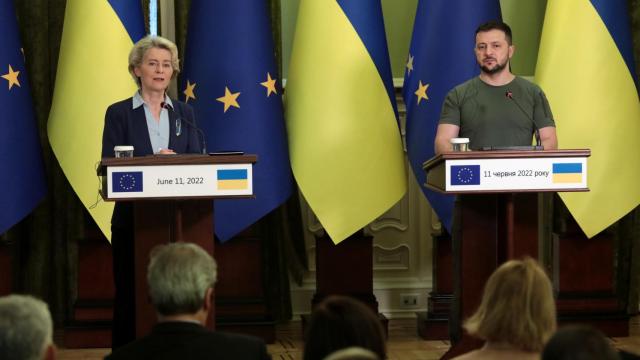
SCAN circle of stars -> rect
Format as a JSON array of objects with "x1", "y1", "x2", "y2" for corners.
[
  {"x1": 456, "y1": 167, "x2": 475, "y2": 184},
  {"x1": 118, "y1": 174, "x2": 137, "y2": 191}
]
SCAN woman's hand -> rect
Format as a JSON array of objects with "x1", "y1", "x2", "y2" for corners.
[{"x1": 157, "y1": 148, "x2": 176, "y2": 155}]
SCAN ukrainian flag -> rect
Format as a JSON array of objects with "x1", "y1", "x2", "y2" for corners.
[
  {"x1": 535, "y1": 0, "x2": 640, "y2": 237},
  {"x1": 47, "y1": 0, "x2": 144, "y2": 239},
  {"x1": 285, "y1": 1, "x2": 406, "y2": 244},
  {"x1": 552, "y1": 163, "x2": 583, "y2": 184},
  {"x1": 217, "y1": 169, "x2": 248, "y2": 191}
]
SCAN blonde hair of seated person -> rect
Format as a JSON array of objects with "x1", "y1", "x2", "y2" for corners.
[
  {"x1": 323, "y1": 347, "x2": 379, "y2": 360},
  {"x1": 463, "y1": 257, "x2": 556, "y2": 352}
]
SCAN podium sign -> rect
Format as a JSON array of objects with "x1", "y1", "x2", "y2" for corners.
[
  {"x1": 423, "y1": 149, "x2": 590, "y2": 193},
  {"x1": 103, "y1": 163, "x2": 253, "y2": 199},
  {"x1": 99, "y1": 154, "x2": 256, "y2": 200}
]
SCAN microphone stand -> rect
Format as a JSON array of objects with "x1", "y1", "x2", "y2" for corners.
[
  {"x1": 163, "y1": 102, "x2": 207, "y2": 154},
  {"x1": 505, "y1": 91, "x2": 543, "y2": 150}
]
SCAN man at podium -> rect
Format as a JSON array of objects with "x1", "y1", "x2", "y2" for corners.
[
  {"x1": 101, "y1": 35, "x2": 203, "y2": 349},
  {"x1": 428, "y1": 21, "x2": 561, "y2": 356},
  {"x1": 434, "y1": 21, "x2": 557, "y2": 154}
]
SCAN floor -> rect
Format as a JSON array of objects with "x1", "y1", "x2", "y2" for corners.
[{"x1": 56, "y1": 317, "x2": 640, "y2": 360}]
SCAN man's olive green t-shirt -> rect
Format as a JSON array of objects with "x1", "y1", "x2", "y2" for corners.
[{"x1": 439, "y1": 76, "x2": 555, "y2": 150}]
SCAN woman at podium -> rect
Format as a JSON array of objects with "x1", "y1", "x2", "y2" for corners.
[{"x1": 101, "y1": 35, "x2": 203, "y2": 349}]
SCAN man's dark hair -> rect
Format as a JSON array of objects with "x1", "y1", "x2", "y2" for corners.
[
  {"x1": 303, "y1": 296, "x2": 386, "y2": 360},
  {"x1": 475, "y1": 20, "x2": 513, "y2": 45},
  {"x1": 542, "y1": 325, "x2": 620, "y2": 360}
]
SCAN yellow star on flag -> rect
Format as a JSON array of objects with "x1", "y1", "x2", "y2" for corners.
[
  {"x1": 406, "y1": 54, "x2": 414, "y2": 75},
  {"x1": 414, "y1": 81, "x2": 429, "y2": 105},
  {"x1": 2, "y1": 65, "x2": 21, "y2": 90},
  {"x1": 216, "y1": 86, "x2": 241, "y2": 113},
  {"x1": 260, "y1": 72, "x2": 278, "y2": 97},
  {"x1": 183, "y1": 80, "x2": 196, "y2": 103}
]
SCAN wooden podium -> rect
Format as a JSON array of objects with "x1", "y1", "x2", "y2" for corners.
[
  {"x1": 422, "y1": 149, "x2": 590, "y2": 359},
  {"x1": 98, "y1": 154, "x2": 256, "y2": 338}
]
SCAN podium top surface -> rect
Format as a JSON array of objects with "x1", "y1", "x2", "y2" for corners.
[
  {"x1": 423, "y1": 149, "x2": 590, "y2": 172},
  {"x1": 98, "y1": 154, "x2": 257, "y2": 176}
]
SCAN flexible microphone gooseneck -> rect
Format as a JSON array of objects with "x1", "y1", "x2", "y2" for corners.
[
  {"x1": 505, "y1": 91, "x2": 542, "y2": 150},
  {"x1": 162, "y1": 102, "x2": 207, "y2": 154}
]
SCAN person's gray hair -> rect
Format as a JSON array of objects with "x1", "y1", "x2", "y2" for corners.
[
  {"x1": 0, "y1": 295, "x2": 53, "y2": 360},
  {"x1": 128, "y1": 35, "x2": 180, "y2": 87},
  {"x1": 147, "y1": 242, "x2": 217, "y2": 316}
]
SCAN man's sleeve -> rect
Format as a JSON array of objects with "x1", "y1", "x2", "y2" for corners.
[
  {"x1": 439, "y1": 89, "x2": 461, "y2": 126},
  {"x1": 533, "y1": 89, "x2": 555, "y2": 129}
]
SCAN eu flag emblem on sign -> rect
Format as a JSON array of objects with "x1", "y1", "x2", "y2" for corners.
[
  {"x1": 451, "y1": 165, "x2": 481, "y2": 185},
  {"x1": 112, "y1": 172, "x2": 143, "y2": 192}
]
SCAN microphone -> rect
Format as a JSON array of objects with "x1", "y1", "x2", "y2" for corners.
[
  {"x1": 162, "y1": 102, "x2": 207, "y2": 154},
  {"x1": 505, "y1": 91, "x2": 543, "y2": 150}
]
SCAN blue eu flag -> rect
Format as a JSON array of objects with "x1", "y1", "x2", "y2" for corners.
[
  {"x1": 450, "y1": 165, "x2": 481, "y2": 186},
  {"x1": 181, "y1": 0, "x2": 293, "y2": 242},
  {"x1": 0, "y1": 0, "x2": 46, "y2": 234},
  {"x1": 403, "y1": 1, "x2": 501, "y2": 231},
  {"x1": 112, "y1": 172, "x2": 143, "y2": 193}
]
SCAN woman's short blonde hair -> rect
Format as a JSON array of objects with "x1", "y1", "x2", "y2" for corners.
[
  {"x1": 128, "y1": 35, "x2": 180, "y2": 87},
  {"x1": 463, "y1": 257, "x2": 556, "y2": 352}
]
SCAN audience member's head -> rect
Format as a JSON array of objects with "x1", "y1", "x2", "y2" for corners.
[
  {"x1": 464, "y1": 257, "x2": 556, "y2": 352},
  {"x1": 147, "y1": 242, "x2": 217, "y2": 322},
  {"x1": 0, "y1": 294, "x2": 56, "y2": 360},
  {"x1": 303, "y1": 295, "x2": 385, "y2": 360},
  {"x1": 542, "y1": 325, "x2": 619, "y2": 360},
  {"x1": 323, "y1": 346, "x2": 380, "y2": 360}
]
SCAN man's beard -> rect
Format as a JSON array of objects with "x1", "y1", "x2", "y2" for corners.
[{"x1": 480, "y1": 58, "x2": 508, "y2": 75}]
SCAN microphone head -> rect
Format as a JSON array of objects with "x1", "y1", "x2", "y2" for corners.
[{"x1": 161, "y1": 101, "x2": 173, "y2": 111}]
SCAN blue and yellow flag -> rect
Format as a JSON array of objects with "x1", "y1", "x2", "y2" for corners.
[
  {"x1": 0, "y1": 0, "x2": 46, "y2": 234},
  {"x1": 535, "y1": 0, "x2": 640, "y2": 237},
  {"x1": 48, "y1": 0, "x2": 144, "y2": 239},
  {"x1": 181, "y1": 0, "x2": 293, "y2": 241},
  {"x1": 403, "y1": 0, "x2": 501, "y2": 232},
  {"x1": 285, "y1": 1, "x2": 406, "y2": 244}
]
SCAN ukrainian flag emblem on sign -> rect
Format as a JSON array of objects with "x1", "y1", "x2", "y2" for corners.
[
  {"x1": 552, "y1": 163, "x2": 583, "y2": 183},
  {"x1": 217, "y1": 169, "x2": 248, "y2": 190}
]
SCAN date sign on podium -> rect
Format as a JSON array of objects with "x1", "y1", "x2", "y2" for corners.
[
  {"x1": 99, "y1": 154, "x2": 255, "y2": 200},
  {"x1": 423, "y1": 150, "x2": 589, "y2": 194}
]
